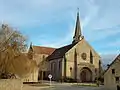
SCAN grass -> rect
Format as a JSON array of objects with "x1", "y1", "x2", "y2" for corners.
[
  {"x1": 72, "y1": 83, "x2": 98, "y2": 87},
  {"x1": 28, "y1": 83, "x2": 50, "y2": 87}
]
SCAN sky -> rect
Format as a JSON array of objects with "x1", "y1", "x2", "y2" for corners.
[{"x1": 1, "y1": 0, "x2": 120, "y2": 64}]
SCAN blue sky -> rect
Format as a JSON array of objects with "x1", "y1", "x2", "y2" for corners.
[{"x1": 1, "y1": 0, "x2": 120, "y2": 64}]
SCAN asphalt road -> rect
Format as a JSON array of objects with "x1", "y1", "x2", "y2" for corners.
[
  {"x1": 23, "y1": 82, "x2": 106, "y2": 90},
  {"x1": 40, "y1": 84, "x2": 105, "y2": 90},
  {"x1": 45, "y1": 86, "x2": 98, "y2": 90}
]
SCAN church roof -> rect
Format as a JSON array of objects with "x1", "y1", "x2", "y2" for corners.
[
  {"x1": 47, "y1": 42, "x2": 77, "y2": 60},
  {"x1": 32, "y1": 46, "x2": 56, "y2": 55}
]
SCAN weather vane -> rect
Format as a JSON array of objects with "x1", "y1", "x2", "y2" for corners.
[{"x1": 77, "y1": 7, "x2": 79, "y2": 11}]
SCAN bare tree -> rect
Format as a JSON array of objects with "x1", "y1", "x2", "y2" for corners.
[
  {"x1": 0, "y1": 24, "x2": 27, "y2": 52},
  {"x1": 0, "y1": 24, "x2": 37, "y2": 79}
]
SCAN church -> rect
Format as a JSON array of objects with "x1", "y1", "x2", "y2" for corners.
[{"x1": 29, "y1": 11, "x2": 101, "y2": 82}]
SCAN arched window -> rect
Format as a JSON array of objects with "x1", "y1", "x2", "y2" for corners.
[
  {"x1": 90, "y1": 50, "x2": 93, "y2": 64},
  {"x1": 43, "y1": 55, "x2": 45, "y2": 60},
  {"x1": 70, "y1": 67, "x2": 72, "y2": 71},
  {"x1": 59, "y1": 61, "x2": 61, "y2": 71},
  {"x1": 51, "y1": 62, "x2": 56, "y2": 73}
]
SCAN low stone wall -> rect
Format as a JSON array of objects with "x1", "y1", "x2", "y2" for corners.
[{"x1": 0, "y1": 79, "x2": 23, "y2": 90}]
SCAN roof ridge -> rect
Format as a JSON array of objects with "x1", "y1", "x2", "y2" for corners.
[
  {"x1": 33, "y1": 45, "x2": 56, "y2": 49},
  {"x1": 32, "y1": 45, "x2": 56, "y2": 55},
  {"x1": 56, "y1": 44, "x2": 72, "y2": 49},
  {"x1": 48, "y1": 42, "x2": 78, "y2": 60},
  {"x1": 56, "y1": 42, "x2": 77, "y2": 50},
  {"x1": 104, "y1": 53, "x2": 120, "y2": 74}
]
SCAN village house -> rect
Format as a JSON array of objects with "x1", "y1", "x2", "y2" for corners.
[
  {"x1": 104, "y1": 54, "x2": 120, "y2": 90},
  {"x1": 28, "y1": 43, "x2": 55, "y2": 80}
]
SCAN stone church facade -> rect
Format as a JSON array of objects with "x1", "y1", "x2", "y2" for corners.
[{"x1": 28, "y1": 11, "x2": 101, "y2": 82}]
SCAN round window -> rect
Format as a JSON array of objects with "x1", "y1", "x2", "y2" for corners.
[
  {"x1": 81, "y1": 53, "x2": 87, "y2": 60},
  {"x1": 70, "y1": 67, "x2": 72, "y2": 70}
]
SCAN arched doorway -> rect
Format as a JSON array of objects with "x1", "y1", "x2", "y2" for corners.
[{"x1": 80, "y1": 67, "x2": 92, "y2": 82}]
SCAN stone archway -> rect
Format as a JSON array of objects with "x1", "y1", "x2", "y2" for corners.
[{"x1": 80, "y1": 67, "x2": 92, "y2": 82}]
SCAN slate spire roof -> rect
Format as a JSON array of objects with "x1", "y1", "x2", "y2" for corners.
[{"x1": 72, "y1": 10, "x2": 82, "y2": 43}]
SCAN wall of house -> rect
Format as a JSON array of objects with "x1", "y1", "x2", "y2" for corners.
[
  {"x1": 22, "y1": 68, "x2": 39, "y2": 82},
  {"x1": 64, "y1": 60, "x2": 75, "y2": 79},
  {"x1": 104, "y1": 58, "x2": 120, "y2": 90},
  {"x1": 33, "y1": 53, "x2": 50, "y2": 80},
  {"x1": 33, "y1": 54, "x2": 48, "y2": 66},
  {"x1": 50, "y1": 58, "x2": 62, "y2": 81}
]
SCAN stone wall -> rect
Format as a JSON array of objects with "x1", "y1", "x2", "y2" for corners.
[
  {"x1": 50, "y1": 58, "x2": 62, "y2": 80},
  {"x1": 0, "y1": 79, "x2": 23, "y2": 90},
  {"x1": 21, "y1": 68, "x2": 38, "y2": 82},
  {"x1": 104, "y1": 57, "x2": 120, "y2": 89}
]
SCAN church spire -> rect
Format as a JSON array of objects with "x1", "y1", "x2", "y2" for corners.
[
  {"x1": 72, "y1": 9, "x2": 82, "y2": 44},
  {"x1": 28, "y1": 42, "x2": 33, "y2": 59},
  {"x1": 30, "y1": 42, "x2": 33, "y2": 51}
]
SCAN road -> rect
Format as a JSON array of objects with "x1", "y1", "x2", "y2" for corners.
[
  {"x1": 41, "y1": 86, "x2": 101, "y2": 90},
  {"x1": 23, "y1": 83, "x2": 106, "y2": 90}
]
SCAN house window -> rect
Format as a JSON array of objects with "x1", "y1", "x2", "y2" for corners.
[
  {"x1": 95, "y1": 68, "x2": 97, "y2": 75},
  {"x1": 116, "y1": 77, "x2": 119, "y2": 83},
  {"x1": 112, "y1": 69, "x2": 115, "y2": 74},
  {"x1": 70, "y1": 67, "x2": 72, "y2": 71},
  {"x1": 51, "y1": 63, "x2": 53, "y2": 72},
  {"x1": 43, "y1": 55, "x2": 45, "y2": 60},
  {"x1": 52, "y1": 62, "x2": 56, "y2": 73},
  {"x1": 51, "y1": 62, "x2": 55, "y2": 73},
  {"x1": 59, "y1": 61, "x2": 61, "y2": 71},
  {"x1": 70, "y1": 67, "x2": 72, "y2": 77}
]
